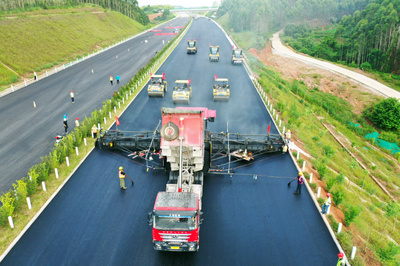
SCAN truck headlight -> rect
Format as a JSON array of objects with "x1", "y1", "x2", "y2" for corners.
[{"x1": 188, "y1": 243, "x2": 196, "y2": 251}]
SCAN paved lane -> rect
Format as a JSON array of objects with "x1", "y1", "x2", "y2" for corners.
[
  {"x1": 2, "y1": 17, "x2": 339, "y2": 265},
  {"x1": 0, "y1": 17, "x2": 189, "y2": 193}
]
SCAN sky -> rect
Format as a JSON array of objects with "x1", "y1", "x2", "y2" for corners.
[{"x1": 138, "y1": 0, "x2": 220, "y2": 8}]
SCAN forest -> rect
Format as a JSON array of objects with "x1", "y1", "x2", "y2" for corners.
[
  {"x1": 0, "y1": 0, "x2": 150, "y2": 25},
  {"x1": 217, "y1": 0, "x2": 400, "y2": 74}
]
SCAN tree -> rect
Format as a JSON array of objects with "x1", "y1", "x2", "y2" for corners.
[{"x1": 370, "y1": 98, "x2": 400, "y2": 131}]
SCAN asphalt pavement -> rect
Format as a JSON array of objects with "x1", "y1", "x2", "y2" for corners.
[
  {"x1": 0, "y1": 16, "x2": 189, "y2": 194},
  {"x1": 1, "y1": 17, "x2": 340, "y2": 265}
]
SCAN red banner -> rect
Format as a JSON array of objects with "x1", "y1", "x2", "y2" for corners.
[
  {"x1": 155, "y1": 33, "x2": 178, "y2": 35},
  {"x1": 116, "y1": 116, "x2": 120, "y2": 126}
]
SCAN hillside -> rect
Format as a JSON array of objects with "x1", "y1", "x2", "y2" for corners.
[{"x1": 0, "y1": 7, "x2": 147, "y2": 89}]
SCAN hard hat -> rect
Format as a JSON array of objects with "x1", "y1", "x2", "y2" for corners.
[
  {"x1": 299, "y1": 172, "x2": 303, "y2": 176},
  {"x1": 119, "y1": 166, "x2": 123, "y2": 170},
  {"x1": 71, "y1": 90, "x2": 73, "y2": 92},
  {"x1": 65, "y1": 113, "x2": 67, "y2": 115},
  {"x1": 326, "y1": 193, "x2": 331, "y2": 197},
  {"x1": 288, "y1": 130, "x2": 291, "y2": 132},
  {"x1": 338, "y1": 252, "x2": 344, "y2": 258},
  {"x1": 76, "y1": 117, "x2": 79, "y2": 120}
]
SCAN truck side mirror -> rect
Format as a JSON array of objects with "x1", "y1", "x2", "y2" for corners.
[
  {"x1": 147, "y1": 212, "x2": 153, "y2": 226},
  {"x1": 199, "y1": 211, "x2": 204, "y2": 225}
]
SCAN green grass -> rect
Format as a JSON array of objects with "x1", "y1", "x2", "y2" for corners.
[{"x1": 0, "y1": 7, "x2": 147, "y2": 89}]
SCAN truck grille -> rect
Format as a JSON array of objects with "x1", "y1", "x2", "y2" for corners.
[{"x1": 159, "y1": 233, "x2": 191, "y2": 242}]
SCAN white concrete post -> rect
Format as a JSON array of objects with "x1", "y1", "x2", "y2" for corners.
[
  {"x1": 283, "y1": 126, "x2": 285, "y2": 134},
  {"x1": 104, "y1": 117, "x2": 106, "y2": 124},
  {"x1": 33, "y1": 101, "x2": 36, "y2": 108},
  {"x1": 296, "y1": 150, "x2": 300, "y2": 160},
  {"x1": 130, "y1": 91, "x2": 132, "y2": 96},
  {"x1": 109, "y1": 112, "x2": 112, "y2": 119},
  {"x1": 122, "y1": 98, "x2": 124, "y2": 104},
  {"x1": 84, "y1": 138, "x2": 87, "y2": 146},
  {"x1": 302, "y1": 161, "x2": 306, "y2": 171},
  {"x1": 55, "y1": 67, "x2": 57, "y2": 73},
  {"x1": 75, "y1": 147, "x2": 79, "y2": 156},
  {"x1": 276, "y1": 114, "x2": 278, "y2": 121},
  {"x1": 317, "y1": 187, "x2": 321, "y2": 197},
  {"x1": 118, "y1": 102, "x2": 121, "y2": 108},
  {"x1": 327, "y1": 205, "x2": 331, "y2": 215},
  {"x1": 66, "y1": 157, "x2": 70, "y2": 167},
  {"x1": 351, "y1": 246, "x2": 357, "y2": 260},
  {"x1": 91, "y1": 131, "x2": 94, "y2": 138},
  {"x1": 309, "y1": 173, "x2": 313, "y2": 183},
  {"x1": 8, "y1": 216, "x2": 14, "y2": 228},
  {"x1": 126, "y1": 94, "x2": 128, "y2": 100},
  {"x1": 42, "y1": 181, "x2": 47, "y2": 191},
  {"x1": 114, "y1": 106, "x2": 117, "y2": 113},
  {"x1": 11, "y1": 85, "x2": 14, "y2": 92},
  {"x1": 29, "y1": 175, "x2": 32, "y2": 181},
  {"x1": 279, "y1": 119, "x2": 281, "y2": 127},
  {"x1": 46, "y1": 71, "x2": 48, "y2": 77},
  {"x1": 337, "y1": 223, "x2": 342, "y2": 234},
  {"x1": 55, "y1": 168, "x2": 59, "y2": 179},
  {"x1": 24, "y1": 80, "x2": 27, "y2": 86},
  {"x1": 27, "y1": 197, "x2": 32, "y2": 209},
  {"x1": 273, "y1": 109, "x2": 275, "y2": 116}
]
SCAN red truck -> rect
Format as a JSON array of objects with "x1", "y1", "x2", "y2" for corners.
[{"x1": 147, "y1": 107, "x2": 215, "y2": 251}]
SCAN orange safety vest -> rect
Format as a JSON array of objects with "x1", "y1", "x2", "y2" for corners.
[{"x1": 119, "y1": 170, "x2": 125, "y2": 179}]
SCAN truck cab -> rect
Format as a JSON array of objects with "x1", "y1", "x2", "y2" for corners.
[{"x1": 148, "y1": 192, "x2": 203, "y2": 251}]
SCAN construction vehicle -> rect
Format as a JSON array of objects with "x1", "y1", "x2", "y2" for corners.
[
  {"x1": 209, "y1": 45, "x2": 219, "y2": 62},
  {"x1": 172, "y1": 80, "x2": 192, "y2": 104},
  {"x1": 96, "y1": 107, "x2": 287, "y2": 252},
  {"x1": 213, "y1": 75, "x2": 230, "y2": 101},
  {"x1": 148, "y1": 73, "x2": 167, "y2": 97},
  {"x1": 187, "y1": 39, "x2": 197, "y2": 54},
  {"x1": 231, "y1": 47, "x2": 243, "y2": 64}
]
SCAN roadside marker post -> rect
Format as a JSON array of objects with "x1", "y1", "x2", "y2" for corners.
[
  {"x1": 75, "y1": 147, "x2": 79, "y2": 156},
  {"x1": 42, "y1": 181, "x2": 47, "y2": 192},
  {"x1": 8, "y1": 216, "x2": 14, "y2": 229},
  {"x1": 55, "y1": 168, "x2": 59, "y2": 179},
  {"x1": 66, "y1": 157, "x2": 70, "y2": 167},
  {"x1": 27, "y1": 197, "x2": 32, "y2": 209},
  {"x1": 317, "y1": 187, "x2": 321, "y2": 197}
]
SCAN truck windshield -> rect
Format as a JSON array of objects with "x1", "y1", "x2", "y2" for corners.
[
  {"x1": 154, "y1": 215, "x2": 197, "y2": 230},
  {"x1": 188, "y1": 42, "x2": 195, "y2": 48},
  {"x1": 234, "y1": 50, "x2": 241, "y2": 57},
  {"x1": 211, "y1": 47, "x2": 218, "y2": 54}
]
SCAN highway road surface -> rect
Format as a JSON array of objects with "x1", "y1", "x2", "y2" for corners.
[
  {"x1": 0, "y1": 16, "x2": 189, "y2": 194},
  {"x1": 1, "y1": 17, "x2": 340, "y2": 265}
]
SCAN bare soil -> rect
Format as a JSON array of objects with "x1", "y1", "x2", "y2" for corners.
[{"x1": 248, "y1": 43, "x2": 383, "y2": 115}]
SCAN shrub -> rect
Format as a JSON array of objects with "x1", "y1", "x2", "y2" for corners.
[
  {"x1": 309, "y1": 183, "x2": 317, "y2": 191},
  {"x1": 315, "y1": 159, "x2": 327, "y2": 180},
  {"x1": 344, "y1": 205, "x2": 362, "y2": 226},
  {"x1": 0, "y1": 191, "x2": 15, "y2": 218},
  {"x1": 377, "y1": 242, "x2": 400, "y2": 263},
  {"x1": 12, "y1": 180, "x2": 28, "y2": 211},
  {"x1": 323, "y1": 145, "x2": 335, "y2": 158},
  {"x1": 369, "y1": 98, "x2": 400, "y2": 131},
  {"x1": 332, "y1": 187, "x2": 346, "y2": 206},
  {"x1": 326, "y1": 176, "x2": 336, "y2": 190},
  {"x1": 318, "y1": 197, "x2": 324, "y2": 204},
  {"x1": 335, "y1": 173, "x2": 345, "y2": 184}
]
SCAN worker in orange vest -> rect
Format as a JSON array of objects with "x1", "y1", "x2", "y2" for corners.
[{"x1": 119, "y1": 166, "x2": 127, "y2": 190}]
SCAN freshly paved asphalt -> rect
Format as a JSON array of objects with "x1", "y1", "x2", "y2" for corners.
[
  {"x1": 0, "y1": 16, "x2": 189, "y2": 194},
  {"x1": 2, "y1": 17, "x2": 340, "y2": 265}
]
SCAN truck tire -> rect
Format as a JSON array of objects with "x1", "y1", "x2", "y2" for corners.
[
  {"x1": 161, "y1": 122, "x2": 179, "y2": 141},
  {"x1": 203, "y1": 150, "x2": 210, "y2": 173}
]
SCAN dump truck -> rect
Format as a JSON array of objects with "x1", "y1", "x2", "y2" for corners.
[
  {"x1": 172, "y1": 80, "x2": 192, "y2": 104},
  {"x1": 209, "y1": 45, "x2": 219, "y2": 62},
  {"x1": 148, "y1": 73, "x2": 167, "y2": 97},
  {"x1": 187, "y1": 39, "x2": 197, "y2": 54},
  {"x1": 147, "y1": 107, "x2": 215, "y2": 251},
  {"x1": 231, "y1": 47, "x2": 243, "y2": 64},
  {"x1": 96, "y1": 107, "x2": 288, "y2": 252},
  {"x1": 213, "y1": 76, "x2": 230, "y2": 101}
]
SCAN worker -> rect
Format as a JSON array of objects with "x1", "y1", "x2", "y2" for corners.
[
  {"x1": 116, "y1": 75, "x2": 120, "y2": 84},
  {"x1": 119, "y1": 166, "x2": 127, "y2": 190},
  {"x1": 337, "y1": 252, "x2": 345, "y2": 266},
  {"x1": 91, "y1": 124, "x2": 98, "y2": 138},
  {"x1": 293, "y1": 172, "x2": 304, "y2": 194},
  {"x1": 321, "y1": 193, "x2": 331, "y2": 214},
  {"x1": 70, "y1": 90, "x2": 75, "y2": 103},
  {"x1": 285, "y1": 130, "x2": 291, "y2": 145},
  {"x1": 110, "y1": 75, "x2": 113, "y2": 85},
  {"x1": 34, "y1": 71, "x2": 38, "y2": 80},
  {"x1": 75, "y1": 117, "x2": 80, "y2": 127}
]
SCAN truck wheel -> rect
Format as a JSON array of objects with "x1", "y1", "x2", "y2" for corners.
[
  {"x1": 164, "y1": 157, "x2": 171, "y2": 173},
  {"x1": 161, "y1": 122, "x2": 179, "y2": 141},
  {"x1": 202, "y1": 150, "x2": 210, "y2": 173}
]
